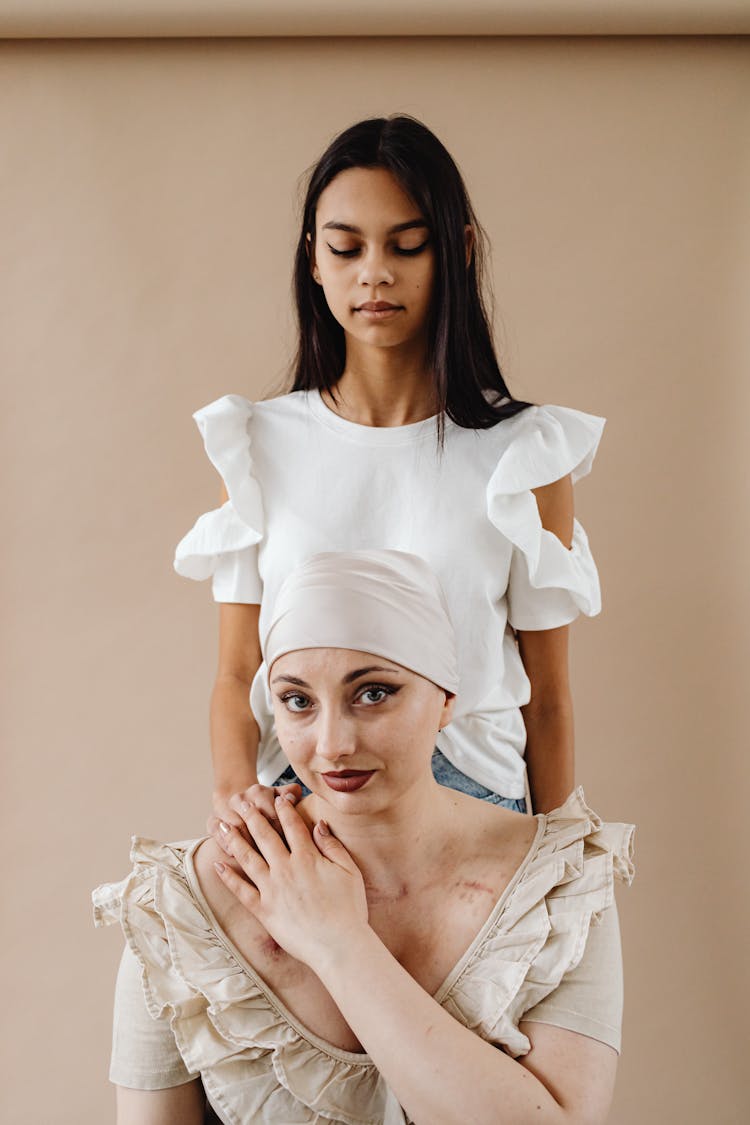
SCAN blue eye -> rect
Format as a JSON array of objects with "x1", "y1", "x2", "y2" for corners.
[
  {"x1": 280, "y1": 692, "x2": 311, "y2": 713},
  {"x1": 356, "y1": 684, "x2": 399, "y2": 706}
]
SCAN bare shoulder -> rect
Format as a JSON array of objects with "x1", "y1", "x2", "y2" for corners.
[
  {"x1": 191, "y1": 836, "x2": 274, "y2": 966},
  {"x1": 192, "y1": 837, "x2": 247, "y2": 926},
  {"x1": 531, "y1": 472, "x2": 574, "y2": 547},
  {"x1": 192, "y1": 838, "x2": 298, "y2": 972},
  {"x1": 447, "y1": 791, "x2": 540, "y2": 874}
]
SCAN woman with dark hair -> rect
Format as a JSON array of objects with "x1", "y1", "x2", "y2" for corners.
[
  {"x1": 96, "y1": 550, "x2": 633, "y2": 1125},
  {"x1": 174, "y1": 115, "x2": 605, "y2": 825}
]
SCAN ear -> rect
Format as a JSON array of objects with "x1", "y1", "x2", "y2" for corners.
[
  {"x1": 464, "y1": 224, "x2": 475, "y2": 269},
  {"x1": 438, "y1": 691, "x2": 456, "y2": 731},
  {"x1": 306, "y1": 231, "x2": 322, "y2": 285}
]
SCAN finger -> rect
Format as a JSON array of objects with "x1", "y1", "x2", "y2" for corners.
[
  {"x1": 230, "y1": 789, "x2": 281, "y2": 829},
  {"x1": 216, "y1": 804, "x2": 246, "y2": 828},
  {"x1": 215, "y1": 820, "x2": 268, "y2": 883},
  {"x1": 211, "y1": 807, "x2": 252, "y2": 847},
  {"x1": 240, "y1": 803, "x2": 291, "y2": 867},
  {"x1": 214, "y1": 861, "x2": 261, "y2": 914},
  {"x1": 209, "y1": 816, "x2": 250, "y2": 856},
  {"x1": 312, "y1": 819, "x2": 359, "y2": 872},
  {"x1": 274, "y1": 783, "x2": 303, "y2": 804},
  {"x1": 274, "y1": 795, "x2": 317, "y2": 855},
  {"x1": 207, "y1": 815, "x2": 227, "y2": 848}
]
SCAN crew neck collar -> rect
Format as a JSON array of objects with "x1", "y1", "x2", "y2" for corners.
[{"x1": 308, "y1": 388, "x2": 444, "y2": 446}]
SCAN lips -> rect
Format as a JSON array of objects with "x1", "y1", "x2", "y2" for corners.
[
  {"x1": 354, "y1": 302, "x2": 403, "y2": 320},
  {"x1": 321, "y1": 769, "x2": 376, "y2": 793}
]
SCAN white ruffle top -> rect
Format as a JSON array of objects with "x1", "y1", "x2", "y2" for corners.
[
  {"x1": 93, "y1": 789, "x2": 634, "y2": 1125},
  {"x1": 174, "y1": 391, "x2": 605, "y2": 798}
]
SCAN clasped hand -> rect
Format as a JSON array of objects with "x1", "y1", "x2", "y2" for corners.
[{"x1": 212, "y1": 797, "x2": 369, "y2": 971}]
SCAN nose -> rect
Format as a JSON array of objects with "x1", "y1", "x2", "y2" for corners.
[
  {"x1": 357, "y1": 244, "x2": 394, "y2": 289},
  {"x1": 314, "y1": 704, "x2": 357, "y2": 765}
]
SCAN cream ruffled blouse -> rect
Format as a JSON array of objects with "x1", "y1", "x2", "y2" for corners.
[{"x1": 93, "y1": 790, "x2": 634, "y2": 1125}]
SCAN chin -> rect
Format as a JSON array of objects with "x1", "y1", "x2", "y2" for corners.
[{"x1": 345, "y1": 318, "x2": 413, "y2": 345}]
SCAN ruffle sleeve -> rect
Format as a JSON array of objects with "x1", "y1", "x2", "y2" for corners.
[
  {"x1": 437, "y1": 787, "x2": 635, "y2": 1059},
  {"x1": 173, "y1": 395, "x2": 264, "y2": 604},
  {"x1": 92, "y1": 839, "x2": 395, "y2": 1125},
  {"x1": 486, "y1": 404, "x2": 605, "y2": 630}
]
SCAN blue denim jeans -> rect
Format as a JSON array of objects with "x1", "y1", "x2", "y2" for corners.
[{"x1": 273, "y1": 748, "x2": 527, "y2": 814}]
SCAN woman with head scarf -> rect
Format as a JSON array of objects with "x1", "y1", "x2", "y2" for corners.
[{"x1": 95, "y1": 550, "x2": 633, "y2": 1125}]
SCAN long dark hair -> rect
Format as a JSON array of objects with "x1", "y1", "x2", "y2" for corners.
[{"x1": 291, "y1": 115, "x2": 531, "y2": 435}]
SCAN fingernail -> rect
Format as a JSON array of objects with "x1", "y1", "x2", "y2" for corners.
[
  {"x1": 218, "y1": 820, "x2": 230, "y2": 835},
  {"x1": 317, "y1": 819, "x2": 330, "y2": 836},
  {"x1": 213, "y1": 861, "x2": 225, "y2": 874}
]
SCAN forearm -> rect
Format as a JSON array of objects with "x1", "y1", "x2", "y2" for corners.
[
  {"x1": 210, "y1": 673, "x2": 261, "y2": 794},
  {"x1": 314, "y1": 929, "x2": 567, "y2": 1125},
  {"x1": 522, "y1": 698, "x2": 574, "y2": 813}
]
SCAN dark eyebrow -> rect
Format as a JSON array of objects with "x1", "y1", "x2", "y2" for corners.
[
  {"x1": 342, "y1": 665, "x2": 401, "y2": 684},
  {"x1": 271, "y1": 674, "x2": 311, "y2": 688},
  {"x1": 321, "y1": 219, "x2": 428, "y2": 235},
  {"x1": 271, "y1": 666, "x2": 401, "y2": 688}
]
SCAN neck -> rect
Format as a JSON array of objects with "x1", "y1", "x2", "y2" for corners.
[
  {"x1": 302, "y1": 779, "x2": 456, "y2": 898},
  {"x1": 328, "y1": 335, "x2": 436, "y2": 427}
]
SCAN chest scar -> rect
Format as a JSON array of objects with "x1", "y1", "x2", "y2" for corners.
[{"x1": 454, "y1": 879, "x2": 497, "y2": 901}]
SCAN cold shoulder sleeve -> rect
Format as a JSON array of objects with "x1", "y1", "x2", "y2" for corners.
[
  {"x1": 486, "y1": 404, "x2": 605, "y2": 630},
  {"x1": 173, "y1": 395, "x2": 264, "y2": 604}
]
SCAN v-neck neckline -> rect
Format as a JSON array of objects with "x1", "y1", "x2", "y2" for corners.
[{"x1": 183, "y1": 812, "x2": 547, "y2": 1065}]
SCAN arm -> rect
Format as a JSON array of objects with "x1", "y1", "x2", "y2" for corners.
[
  {"x1": 211, "y1": 481, "x2": 263, "y2": 802},
  {"x1": 314, "y1": 929, "x2": 616, "y2": 1125},
  {"x1": 116, "y1": 1084, "x2": 205, "y2": 1125},
  {"x1": 110, "y1": 945, "x2": 206, "y2": 1125},
  {"x1": 210, "y1": 600, "x2": 263, "y2": 802},
  {"x1": 518, "y1": 625, "x2": 573, "y2": 813},
  {"x1": 210, "y1": 601, "x2": 301, "y2": 829},
  {"x1": 518, "y1": 476, "x2": 575, "y2": 813},
  {"x1": 209, "y1": 486, "x2": 301, "y2": 828},
  {"x1": 214, "y1": 800, "x2": 617, "y2": 1125}
]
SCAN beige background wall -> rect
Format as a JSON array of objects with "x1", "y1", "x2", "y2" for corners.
[{"x1": 2, "y1": 34, "x2": 748, "y2": 1124}]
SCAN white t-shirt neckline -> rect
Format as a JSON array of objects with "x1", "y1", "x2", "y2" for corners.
[{"x1": 308, "y1": 388, "x2": 444, "y2": 446}]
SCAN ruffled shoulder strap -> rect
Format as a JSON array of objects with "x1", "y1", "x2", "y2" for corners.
[
  {"x1": 440, "y1": 787, "x2": 634, "y2": 1059},
  {"x1": 486, "y1": 405, "x2": 605, "y2": 620},
  {"x1": 488, "y1": 404, "x2": 604, "y2": 498},
  {"x1": 93, "y1": 839, "x2": 391, "y2": 1125},
  {"x1": 173, "y1": 395, "x2": 264, "y2": 582},
  {"x1": 193, "y1": 395, "x2": 263, "y2": 532}
]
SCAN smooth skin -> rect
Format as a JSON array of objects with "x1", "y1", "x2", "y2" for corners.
[
  {"x1": 210, "y1": 165, "x2": 576, "y2": 829},
  {"x1": 119, "y1": 648, "x2": 616, "y2": 1123}
]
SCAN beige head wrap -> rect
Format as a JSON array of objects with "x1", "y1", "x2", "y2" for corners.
[{"x1": 263, "y1": 549, "x2": 459, "y2": 693}]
